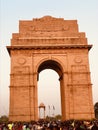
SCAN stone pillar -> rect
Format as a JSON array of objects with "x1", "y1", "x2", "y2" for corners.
[
  {"x1": 33, "y1": 72, "x2": 38, "y2": 121},
  {"x1": 60, "y1": 72, "x2": 69, "y2": 121}
]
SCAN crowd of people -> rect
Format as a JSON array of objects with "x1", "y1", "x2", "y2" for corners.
[{"x1": 0, "y1": 119, "x2": 98, "y2": 130}]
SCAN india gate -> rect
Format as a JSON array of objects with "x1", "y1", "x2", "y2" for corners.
[{"x1": 7, "y1": 16, "x2": 94, "y2": 121}]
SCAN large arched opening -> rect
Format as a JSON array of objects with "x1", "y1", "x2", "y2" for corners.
[
  {"x1": 37, "y1": 60, "x2": 63, "y2": 119},
  {"x1": 38, "y1": 69, "x2": 61, "y2": 118}
]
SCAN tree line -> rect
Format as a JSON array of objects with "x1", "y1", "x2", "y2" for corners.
[{"x1": 0, "y1": 102, "x2": 98, "y2": 122}]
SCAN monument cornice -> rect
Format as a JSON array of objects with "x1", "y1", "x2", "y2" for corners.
[{"x1": 7, "y1": 44, "x2": 92, "y2": 54}]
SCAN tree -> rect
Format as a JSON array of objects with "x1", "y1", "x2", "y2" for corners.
[
  {"x1": 0, "y1": 115, "x2": 9, "y2": 122},
  {"x1": 55, "y1": 114, "x2": 62, "y2": 121},
  {"x1": 94, "y1": 102, "x2": 98, "y2": 119}
]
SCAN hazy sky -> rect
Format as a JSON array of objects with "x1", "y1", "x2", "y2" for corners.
[{"x1": 0, "y1": 0, "x2": 98, "y2": 116}]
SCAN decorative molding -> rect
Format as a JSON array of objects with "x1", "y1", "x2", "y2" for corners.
[
  {"x1": 7, "y1": 45, "x2": 92, "y2": 55},
  {"x1": 74, "y1": 56, "x2": 82, "y2": 63},
  {"x1": 18, "y1": 57, "x2": 26, "y2": 65}
]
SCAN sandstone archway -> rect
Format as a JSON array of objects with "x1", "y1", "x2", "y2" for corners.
[
  {"x1": 7, "y1": 16, "x2": 94, "y2": 121},
  {"x1": 38, "y1": 60, "x2": 63, "y2": 78}
]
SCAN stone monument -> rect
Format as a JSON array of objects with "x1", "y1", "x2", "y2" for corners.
[{"x1": 7, "y1": 16, "x2": 94, "y2": 121}]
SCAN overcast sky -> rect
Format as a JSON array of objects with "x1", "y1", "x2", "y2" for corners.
[{"x1": 0, "y1": 0, "x2": 98, "y2": 116}]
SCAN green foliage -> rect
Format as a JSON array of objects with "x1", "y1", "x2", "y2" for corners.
[
  {"x1": 0, "y1": 115, "x2": 9, "y2": 123},
  {"x1": 45, "y1": 114, "x2": 62, "y2": 121},
  {"x1": 94, "y1": 102, "x2": 98, "y2": 119},
  {"x1": 55, "y1": 114, "x2": 62, "y2": 120}
]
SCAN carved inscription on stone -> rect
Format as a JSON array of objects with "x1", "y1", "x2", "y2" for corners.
[
  {"x1": 72, "y1": 65, "x2": 87, "y2": 72},
  {"x1": 13, "y1": 75, "x2": 30, "y2": 86},
  {"x1": 72, "y1": 73, "x2": 87, "y2": 84},
  {"x1": 71, "y1": 65, "x2": 87, "y2": 84},
  {"x1": 23, "y1": 16, "x2": 70, "y2": 32},
  {"x1": 13, "y1": 66, "x2": 29, "y2": 74},
  {"x1": 13, "y1": 66, "x2": 30, "y2": 86}
]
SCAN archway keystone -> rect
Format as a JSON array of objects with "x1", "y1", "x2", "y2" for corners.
[{"x1": 7, "y1": 16, "x2": 94, "y2": 121}]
